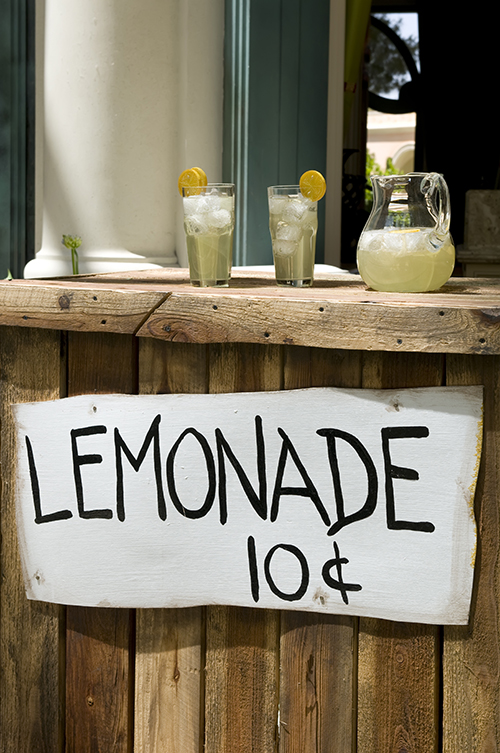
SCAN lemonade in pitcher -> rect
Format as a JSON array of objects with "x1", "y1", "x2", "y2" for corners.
[
  {"x1": 357, "y1": 227, "x2": 455, "y2": 293},
  {"x1": 357, "y1": 173, "x2": 455, "y2": 293}
]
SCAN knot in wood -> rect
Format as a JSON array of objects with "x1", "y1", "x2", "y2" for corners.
[
  {"x1": 479, "y1": 308, "x2": 500, "y2": 325},
  {"x1": 58, "y1": 294, "x2": 71, "y2": 310}
]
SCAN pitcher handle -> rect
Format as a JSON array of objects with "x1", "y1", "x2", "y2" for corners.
[{"x1": 421, "y1": 173, "x2": 451, "y2": 243}]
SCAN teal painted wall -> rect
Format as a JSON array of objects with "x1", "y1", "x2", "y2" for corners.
[
  {"x1": 0, "y1": 0, "x2": 34, "y2": 279},
  {"x1": 223, "y1": 0, "x2": 330, "y2": 266}
]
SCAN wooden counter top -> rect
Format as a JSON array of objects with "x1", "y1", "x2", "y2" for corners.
[{"x1": 1, "y1": 268, "x2": 499, "y2": 354}]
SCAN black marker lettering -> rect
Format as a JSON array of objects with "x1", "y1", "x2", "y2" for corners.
[
  {"x1": 381, "y1": 426, "x2": 434, "y2": 532},
  {"x1": 27, "y1": 436, "x2": 73, "y2": 524},
  {"x1": 216, "y1": 415, "x2": 267, "y2": 524},
  {"x1": 167, "y1": 428, "x2": 216, "y2": 518},
  {"x1": 271, "y1": 427, "x2": 330, "y2": 525},
  {"x1": 264, "y1": 543, "x2": 309, "y2": 602},
  {"x1": 114, "y1": 414, "x2": 166, "y2": 522},
  {"x1": 322, "y1": 540, "x2": 362, "y2": 604},
  {"x1": 317, "y1": 428, "x2": 378, "y2": 536},
  {"x1": 71, "y1": 425, "x2": 111, "y2": 519},
  {"x1": 247, "y1": 536, "x2": 259, "y2": 602}
]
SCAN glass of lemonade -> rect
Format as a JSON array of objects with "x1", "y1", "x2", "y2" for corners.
[
  {"x1": 268, "y1": 185, "x2": 318, "y2": 287},
  {"x1": 182, "y1": 183, "x2": 235, "y2": 287}
]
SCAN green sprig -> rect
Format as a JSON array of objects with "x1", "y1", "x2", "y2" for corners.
[{"x1": 62, "y1": 234, "x2": 82, "y2": 275}]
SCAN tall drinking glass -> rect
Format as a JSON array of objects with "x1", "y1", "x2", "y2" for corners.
[
  {"x1": 268, "y1": 185, "x2": 318, "y2": 287},
  {"x1": 182, "y1": 183, "x2": 235, "y2": 287}
]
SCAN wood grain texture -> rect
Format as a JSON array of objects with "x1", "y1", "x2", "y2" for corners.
[
  {"x1": 136, "y1": 286, "x2": 500, "y2": 355},
  {"x1": 205, "y1": 343, "x2": 282, "y2": 753},
  {"x1": 2, "y1": 274, "x2": 500, "y2": 353},
  {"x1": 0, "y1": 326, "x2": 63, "y2": 752},
  {"x1": 205, "y1": 605, "x2": 279, "y2": 753},
  {"x1": 135, "y1": 338, "x2": 206, "y2": 753},
  {"x1": 279, "y1": 346, "x2": 361, "y2": 753},
  {"x1": 443, "y1": 354, "x2": 500, "y2": 752},
  {"x1": 66, "y1": 331, "x2": 137, "y2": 753},
  {"x1": 0, "y1": 281, "x2": 167, "y2": 334},
  {"x1": 65, "y1": 608, "x2": 134, "y2": 752},
  {"x1": 358, "y1": 621, "x2": 439, "y2": 753},
  {"x1": 137, "y1": 338, "x2": 208, "y2": 397},
  {"x1": 67, "y1": 331, "x2": 138, "y2": 396},
  {"x1": 2, "y1": 274, "x2": 499, "y2": 753},
  {"x1": 208, "y1": 342, "x2": 283, "y2": 394},
  {"x1": 283, "y1": 345, "x2": 362, "y2": 391},
  {"x1": 279, "y1": 612, "x2": 354, "y2": 753},
  {"x1": 134, "y1": 608, "x2": 204, "y2": 753},
  {"x1": 357, "y1": 351, "x2": 443, "y2": 753}
]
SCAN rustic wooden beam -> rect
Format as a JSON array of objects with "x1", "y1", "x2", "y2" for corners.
[
  {"x1": 0, "y1": 326, "x2": 63, "y2": 751},
  {"x1": 0, "y1": 280, "x2": 168, "y2": 334},
  {"x1": 443, "y1": 354, "x2": 500, "y2": 752},
  {"x1": 357, "y1": 351, "x2": 443, "y2": 753},
  {"x1": 134, "y1": 339, "x2": 207, "y2": 753},
  {"x1": 278, "y1": 345, "x2": 360, "y2": 753},
  {"x1": 65, "y1": 331, "x2": 137, "y2": 753},
  {"x1": 205, "y1": 342, "x2": 282, "y2": 753},
  {"x1": 1, "y1": 274, "x2": 500, "y2": 354},
  {"x1": 137, "y1": 288, "x2": 500, "y2": 354}
]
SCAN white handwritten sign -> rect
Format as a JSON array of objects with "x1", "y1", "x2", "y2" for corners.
[{"x1": 13, "y1": 386, "x2": 482, "y2": 624}]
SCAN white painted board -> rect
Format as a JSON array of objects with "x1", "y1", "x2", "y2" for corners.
[{"x1": 12, "y1": 386, "x2": 482, "y2": 624}]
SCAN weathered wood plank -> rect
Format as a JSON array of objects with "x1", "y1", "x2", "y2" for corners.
[
  {"x1": 283, "y1": 344, "x2": 362, "y2": 390},
  {"x1": 0, "y1": 281, "x2": 167, "y2": 334},
  {"x1": 65, "y1": 608, "x2": 134, "y2": 752},
  {"x1": 278, "y1": 346, "x2": 360, "y2": 753},
  {"x1": 205, "y1": 343, "x2": 282, "y2": 753},
  {"x1": 443, "y1": 354, "x2": 500, "y2": 752},
  {"x1": 358, "y1": 620, "x2": 440, "y2": 753},
  {"x1": 136, "y1": 289, "x2": 500, "y2": 355},
  {"x1": 357, "y1": 351, "x2": 443, "y2": 753},
  {"x1": 67, "y1": 331, "x2": 138, "y2": 395},
  {"x1": 2, "y1": 275, "x2": 500, "y2": 354},
  {"x1": 0, "y1": 326, "x2": 63, "y2": 752},
  {"x1": 279, "y1": 611, "x2": 354, "y2": 753},
  {"x1": 17, "y1": 267, "x2": 500, "y2": 300},
  {"x1": 138, "y1": 338, "x2": 208, "y2": 397},
  {"x1": 205, "y1": 605, "x2": 279, "y2": 753},
  {"x1": 135, "y1": 338, "x2": 207, "y2": 753},
  {"x1": 65, "y1": 331, "x2": 137, "y2": 753},
  {"x1": 135, "y1": 608, "x2": 203, "y2": 753},
  {"x1": 208, "y1": 341, "x2": 283, "y2": 394}
]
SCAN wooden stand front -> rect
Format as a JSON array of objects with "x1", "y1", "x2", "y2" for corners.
[{"x1": 1, "y1": 269, "x2": 499, "y2": 752}]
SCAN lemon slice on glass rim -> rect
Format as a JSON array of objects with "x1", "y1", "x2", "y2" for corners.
[
  {"x1": 192, "y1": 167, "x2": 208, "y2": 184},
  {"x1": 299, "y1": 170, "x2": 327, "y2": 201},
  {"x1": 178, "y1": 167, "x2": 208, "y2": 196}
]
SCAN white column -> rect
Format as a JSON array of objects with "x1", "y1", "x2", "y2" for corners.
[
  {"x1": 25, "y1": 0, "x2": 224, "y2": 278},
  {"x1": 175, "y1": 0, "x2": 224, "y2": 267}
]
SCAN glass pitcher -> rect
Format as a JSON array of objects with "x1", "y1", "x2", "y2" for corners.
[{"x1": 357, "y1": 172, "x2": 455, "y2": 292}]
